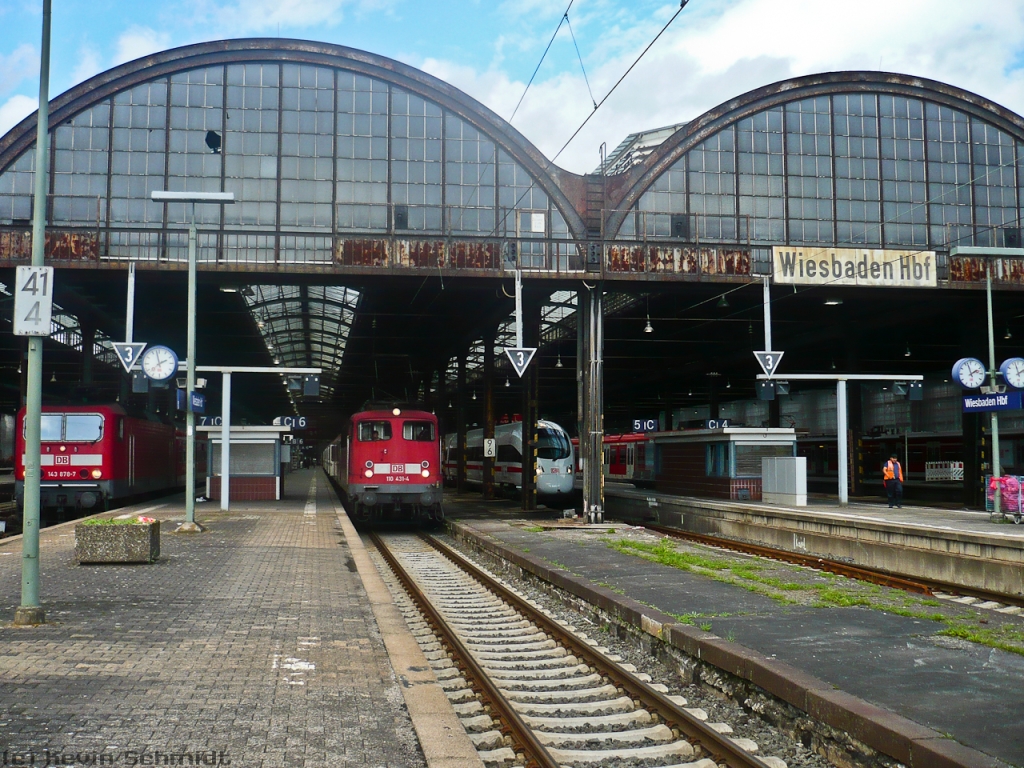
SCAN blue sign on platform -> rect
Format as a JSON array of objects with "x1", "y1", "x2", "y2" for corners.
[
  {"x1": 962, "y1": 392, "x2": 1022, "y2": 413},
  {"x1": 189, "y1": 392, "x2": 206, "y2": 414}
]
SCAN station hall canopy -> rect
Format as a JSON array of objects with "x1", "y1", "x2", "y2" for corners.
[{"x1": 3, "y1": 39, "x2": 1024, "y2": 434}]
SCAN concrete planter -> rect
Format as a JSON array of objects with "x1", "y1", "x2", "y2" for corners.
[{"x1": 75, "y1": 521, "x2": 160, "y2": 564}]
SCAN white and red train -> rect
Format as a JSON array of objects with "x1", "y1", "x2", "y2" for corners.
[
  {"x1": 15, "y1": 404, "x2": 202, "y2": 515},
  {"x1": 442, "y1": 419, "x2": 576, "y2": 503},
  {"x1": 322, "y1": 407, "x2": 444, "y2": 524}
]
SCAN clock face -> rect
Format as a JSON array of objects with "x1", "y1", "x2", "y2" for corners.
[
  {"x1": 141, "y1": 345, "x2": 178, "y2": 381},
  {"x1": 1000, "y1": 357, "x2": 1024, "y2": 389},
  {"x1": 952, "y1": 357, "x2": 986, "y2": 389}
]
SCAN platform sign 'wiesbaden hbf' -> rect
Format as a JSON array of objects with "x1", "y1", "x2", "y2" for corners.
[{"x1": 773, "y1": 247, "x2": 937, "y2": 288}]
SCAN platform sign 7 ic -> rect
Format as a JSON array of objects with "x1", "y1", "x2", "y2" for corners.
[{"x1": 13, "y1": 266, "x2": 54, "y2": 336}]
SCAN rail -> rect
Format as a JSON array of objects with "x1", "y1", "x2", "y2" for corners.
[{"x1": 414, "y1": 531, "x2": 773, "y2": 768}]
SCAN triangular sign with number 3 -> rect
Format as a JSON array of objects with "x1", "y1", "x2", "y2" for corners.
[
  {"x1": 753, "y1": 350, "x2": 784, "y2": 378},
  {"x1": 505, "y1": 347, "x2": 537, "y2": 377}
]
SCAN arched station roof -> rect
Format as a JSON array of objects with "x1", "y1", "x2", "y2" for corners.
[
  {"x1": 604, "y1": 71, "x2": 1024, "y2": 254},
  {"x1": 0, "y1": 38, "x2": 587, "y2": 267}
]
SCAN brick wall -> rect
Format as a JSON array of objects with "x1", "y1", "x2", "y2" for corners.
[{"x1": 208, "y1": 476, "x2": 278, "y2": 501}]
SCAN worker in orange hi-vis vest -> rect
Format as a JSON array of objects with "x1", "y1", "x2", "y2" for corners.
[{"x1": 883, "y1": 453, "x2": 904, "y2": 509}]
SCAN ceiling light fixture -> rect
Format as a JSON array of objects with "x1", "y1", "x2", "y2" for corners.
[
  {"x1": 50, "y1": 371, "x2": 56, "y2": 383},
  {"x1": 904, "y1": 344, "x2": 911, "y2": 358},
  {"x1": 716, "y1": 294, "x2": 729, "y2": 309},
  {"x1": 644, "y1": 315, "x2": 653, "y2": 333},
  {"x1": 556, "y1": 354, "x2": 564, "y2": 368},
  {"x1": 505, "y1": 377, "x2": 510, "y2": 388},
  {"x1": 824, "y1": 298, "x2": 843, "y2": 306},
  {"x1": 1005, "y1": 326, "x2": 1013, "y2": 340}
]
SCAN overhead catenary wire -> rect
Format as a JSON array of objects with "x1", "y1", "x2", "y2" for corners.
[
  {"x1": 508, "y1": 0, "x2": 577, "y2": 126},
  {"x1": 564, "y1": 13, "x2": 597, "y2": 110}
]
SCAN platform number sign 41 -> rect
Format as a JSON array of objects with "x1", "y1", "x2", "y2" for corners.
[{"x1": 13, "y1": 266, "x2": 54, "y2": 336}]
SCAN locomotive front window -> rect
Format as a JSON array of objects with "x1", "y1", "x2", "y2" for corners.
[
  {"x1": 403, "y1": 421, "x2": 435, "y2": 441},
  {"x1": 357, "y1": 421, "x2": 392, "y2": 441},
  {"x1": 65, "y1": 415, "x2": 103, "y2": 442},
  {"x1": 536, "y1": 428, "x2": 571, "y2": 460},
  {"x1": 39, "y1": 414, "x2": 62, "y2": 441}
]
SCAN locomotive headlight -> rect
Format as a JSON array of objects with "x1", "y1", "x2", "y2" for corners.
[
  {"x1": 420, "y1": 460, "x2": 429, "y2": 468},
  {"x1": 536, "y1": 465, "x2": 543, "y2": 475},
  {"x1": 364, "y1": 469, "x2": 374, "y2": 478},
  {"x1": 421, "y1": 469, "x2": 430, "y2": 478},
  {"x1": 365, "y1": 460, "x2": 373, "y2": 468},
  {"x1": 90, "y1": 469, "x2": 102, "y2": 479}
]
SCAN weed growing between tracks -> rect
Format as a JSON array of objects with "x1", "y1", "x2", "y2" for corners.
[{"x1": 599, "y1": 532, "x2": 1024, "y2": 657}]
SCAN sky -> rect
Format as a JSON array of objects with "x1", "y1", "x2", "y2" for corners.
[{"x1": 1, "y1": 0, "x2": 1023, "y2": 174}]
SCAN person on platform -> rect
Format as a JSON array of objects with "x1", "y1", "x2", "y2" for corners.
[{"x1": 883, "y1": 453, "x2": 903, "y2": 508}]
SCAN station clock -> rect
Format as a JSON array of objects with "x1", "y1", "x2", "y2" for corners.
[
  {"x1": 141, "y1": 345, "x2": 179, "y2": 381},
  {"x1": 951, "y1": 357, "x2": 986, "y2": 389},
  {"x1": 999, "y1": 357, "x2": 1024, "y2": 390}
]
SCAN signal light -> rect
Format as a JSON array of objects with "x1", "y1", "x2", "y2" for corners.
[{"x1": 364, "y1": 469, "x2": 373, "y2": 478}]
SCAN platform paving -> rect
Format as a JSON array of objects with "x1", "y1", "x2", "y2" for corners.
[
  {"x1": 0, "y1": 471, "x2": 429, "y2": 768},
  {"x1": 446, "y1": 495, "x2": 1024, "y2": 767}
]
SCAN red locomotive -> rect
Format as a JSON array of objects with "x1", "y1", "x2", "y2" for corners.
[
  {"x1": 322, "y1": 407, "x2": 443, "y2": 525},
  {"x1": 15, "y1": 404, "x2": 202, "y2": 517}
]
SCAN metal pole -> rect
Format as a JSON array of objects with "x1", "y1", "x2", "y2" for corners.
[
  {"x1": 837, "y1": 379, "x2": 848, "y2": 506},
  {"x1": 220, "y1": 371, "x2": 231, "y2": 512},
  {"x1": 514, "y1": 269, "x2": 523, "y2": 349},
  {"x1": 182, "y1": 212, "x2": 199, "y2": 530},
  {"x1": 763, "y1": 276, "x2": 772, "y2": 352},
  {"x1": 587, "y1": 286, "x2": 605, "y2": 524},
  {"x1": 15, "y1": 0, "x2": 51, "y2": 626},
  {"x1": 987, "y1": 261, "x2": 1002, "y2": 517},
  {"x1": 126, "y1": 262, "x2": 136, "y2": 343}
]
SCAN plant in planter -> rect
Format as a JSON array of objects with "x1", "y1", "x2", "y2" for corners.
[{"x1": 75, "y1": 516, "x2": 160, "y2": 564}]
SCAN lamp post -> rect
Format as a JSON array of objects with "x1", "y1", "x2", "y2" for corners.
[
  {"x1": 985, "y1": 259, "x2": 1002, "y2": 518},
  {"x1": 151, "y1": 191, "x2": 234, "y2": 531}
]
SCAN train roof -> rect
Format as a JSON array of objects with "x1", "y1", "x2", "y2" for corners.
[{"x1": 351, "y1": 409, "x2": 437, "y2": 421}]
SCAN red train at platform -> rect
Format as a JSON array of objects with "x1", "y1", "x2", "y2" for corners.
[
  {"x1": 14, "y1": 404, "x2": 201, "y2": 516},
  {"x1": 572, "y1": 432, "x2": 657, "y2": 486},
  {"x1": 322, "y1": 407, "x2": 444, "y2": 525}
]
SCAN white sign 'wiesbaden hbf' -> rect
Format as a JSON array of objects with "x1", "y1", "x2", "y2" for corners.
[{"x1": 772, "y1": 247, "x2": 937, "y2": 288}]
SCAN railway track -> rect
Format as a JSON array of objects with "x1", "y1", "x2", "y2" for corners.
[
  {"x1": 643, "y1": 523, "x2": 1024, "y2": 611},
  {"x1": 370, "y1": 531, "x2": 788, "y2": 768}
]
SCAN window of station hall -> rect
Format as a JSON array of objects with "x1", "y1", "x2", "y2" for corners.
[
  {"x1": 0, "y1": 61, "x2": 572, "y2": 261},
  {"x1": 616, "y1": 92, "x2": 1024, "y2": 251}
]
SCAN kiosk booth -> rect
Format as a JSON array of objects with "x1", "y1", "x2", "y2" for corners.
[
  {"x1": 652, "y1": 427, "x2": 797, "y2": 501},
  {"x1": 200, "y1": 425, "x2": 291, "y2": 501}
]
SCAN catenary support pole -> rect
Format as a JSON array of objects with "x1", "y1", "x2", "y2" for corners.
[
  {"x1": 220, "y1": 372, "x2": 231, "y2": 512},
  {"x1": 15, "y1": 0, "x2": 52, "y2": 626},
  {"x1": 763, "y1": 276, "x2": 772, "y2": 352}
]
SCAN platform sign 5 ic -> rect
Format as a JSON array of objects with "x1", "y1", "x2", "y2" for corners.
[{"x1": 13, "y1": 266, "x2": 54, "y2": 336}]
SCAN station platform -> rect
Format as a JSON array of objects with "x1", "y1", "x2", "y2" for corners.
[
  {"x1": 0, "y1": 470, "x2": 481, "y2": 768},
  {"x1": 445, "y1": 496, "x2": 1024, "y2": 767},
  {"x1": 602, "y1": 484, "x2": 1024, "y2": 596}
]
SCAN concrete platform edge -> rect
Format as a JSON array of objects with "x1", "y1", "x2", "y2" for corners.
[
  {"x1": 606, "y1": 490, "x2": 1024, "y2": 596},
  {"x1": 448, "y1": 519, "x2": 1010, "y2": 768},
  {"x1": 330, "y1": 495, "x2": 485, "y2": 768}
]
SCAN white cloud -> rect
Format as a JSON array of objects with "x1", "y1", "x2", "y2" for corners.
[
  {"x1": 187, "y1": 0, "x2": 353, "y2": 35},
  {"x1": 115, "y1": 26, "x2": 173, "y2": 65},
  {"x1": 71, "y1": 46, "x2": 103, "y2": 87},
  {"x1": 0, "y1": 43, "x2": 38, "y2": 97},
  {"x1": 0, "y1": 94, "x2": 37, "y2": 137},
  {"x1": 421, "y1": 0, "x2": 1024, "y2": 174}
]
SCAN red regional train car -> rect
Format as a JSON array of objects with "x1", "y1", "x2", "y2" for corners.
[
  {"x1": 15, "y1": 404, "x2": 202, "y2": 516},
  {"x1": 322, "y1": 407, "x2": 443, "y2": 525},
  {"x1": 572, "y1": 432, "x2": 657, "y2": 486}
]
